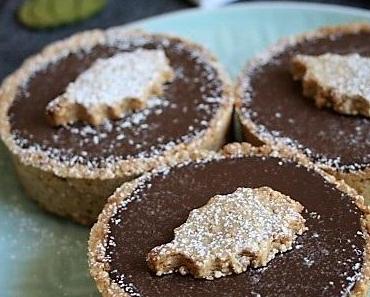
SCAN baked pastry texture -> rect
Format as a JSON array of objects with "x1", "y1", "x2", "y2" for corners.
[
  {"x1": 89, "y1": 143, "x2": 370, "y2": 297},
  {"x1": 235, "y1": 23, "x2": 370, "y2": 203},
  {"x1": 147, "y1": 186, "x2": 307, "y2": 280},
  {"x1": 0, "y1": 28, "x2": 233, "y2": 225}
]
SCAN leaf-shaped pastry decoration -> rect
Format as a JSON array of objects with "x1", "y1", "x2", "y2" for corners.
[{"x1": 18, "y1": 0, "x2": 107, "y2": 29}]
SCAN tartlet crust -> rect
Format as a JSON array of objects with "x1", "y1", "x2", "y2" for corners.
[
  {"x1": 0, "y1": 27, "x2": 233, "y2": 224},
  {"x1": 0, "y1": 28, "x2": 234, "y2": 180},
  {"x1": 88, "y1": 142, "x2": 370, "y2": 297},
  {"x1": 235, "y1": 23, "x2": 370, "y2": 202}
]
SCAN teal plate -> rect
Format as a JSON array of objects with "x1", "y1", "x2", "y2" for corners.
[{"x1": 1, "y1": 2, "x2": 370, "y2": 296}]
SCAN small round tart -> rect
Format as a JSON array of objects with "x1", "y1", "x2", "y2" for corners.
[
  {"x1": 89, "y1": 143, "x2": 370, "y2": 297},
  {"x1": 0, "y1": 29, "x2": 233, "y2": 224},
  {"x1": 235, "y1": 23, "x2": 370, "y2": 202}
]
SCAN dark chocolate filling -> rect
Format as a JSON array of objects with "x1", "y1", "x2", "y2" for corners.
[
  {"x1": 8, "y1": 36, "x2": 224, "y2": 165},
  {"x1": 240, "y1": 31, "x2": 370, "y2": 167},
  {"x1": 107, "y1": 157, "x2": 366, "y2": 297}
]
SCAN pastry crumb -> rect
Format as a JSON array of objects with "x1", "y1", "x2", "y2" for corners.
[
  {"x1": 147, "y1": 186, "x2": 307, "y2": 280},
  {"x1": 46, "y1": 49, "x2": 174, "y2": 126},
  {"x1": 291, "y1": 53, "x2": 370, "y2": 118}
]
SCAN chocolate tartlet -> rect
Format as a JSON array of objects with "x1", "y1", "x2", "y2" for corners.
[
  {"x1": 89, "y1": 143, "x2": 370, "y2": 297},
  {"x1": 235, "y1": 23, "x2": 370, "y2": 203},
  {"x1": 0, "y1": 28, "x2": 233, "y2": 225}
]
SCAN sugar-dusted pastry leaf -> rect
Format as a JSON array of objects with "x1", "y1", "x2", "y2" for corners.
[
  {"x1": 17, "y1": 0, "x2": 107, "y2": 29},
  {"x1": 147, "y1": 187, "x2": 307, "y2": 280},
  {"x1": 291, "y1": 53, "x2": 370, "y2": 118},
  {"x1": 46, "y1": 49, "x2": 175, "y2": 126}
]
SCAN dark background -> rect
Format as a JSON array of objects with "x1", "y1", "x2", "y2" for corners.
[{"x1": 0, "y1": 0, "x2": 369, "y2": 81}]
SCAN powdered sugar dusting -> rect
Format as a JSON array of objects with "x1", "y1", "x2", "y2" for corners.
[
  {"x1": 295, "y1": 54, "x2": 370, "y2": 102},
  {"x1": 147, "y1": 187, "x2": 306, "y2": 280},
  {"x1": 49, "y1": 49, "x2": 173, "y2": 108},
  {"x1": 292, "y1": 53, "x2": 370, "y2": 117}
]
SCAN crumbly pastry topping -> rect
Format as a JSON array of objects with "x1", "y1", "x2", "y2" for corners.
[
  {"x1": 291, "y1": 53, "x2": 370, "y2": 118},
  {"x1": 46, "y1": 49, "x2": 175, "y2": 126},
  {"x1": 147, "y1": 186, "x2": 306, "y2": 280}
]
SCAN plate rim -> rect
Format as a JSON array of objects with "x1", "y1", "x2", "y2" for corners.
[{"x1": 125, "y1": 1, "x2": 370, "y2": 29}]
